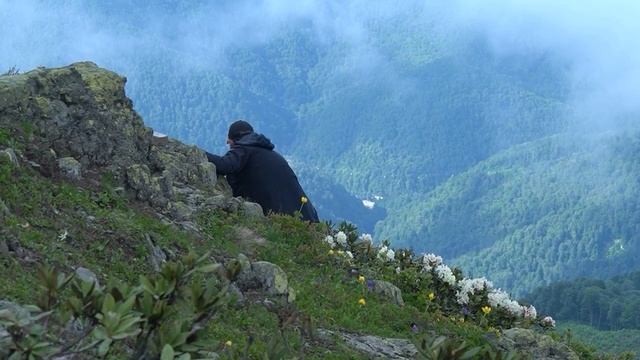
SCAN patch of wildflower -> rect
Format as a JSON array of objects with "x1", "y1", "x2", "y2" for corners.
[
  {"x1": 377, "y1": 245, "x2": 395, "y2": 262},
  {"x1": 434, "y1": 264, "x2": 456, "y2": 286},
  {"x1": 335, "y1": 231, "x2": 348, "y2": 247},
  {"x1": 488, "y1": 289, "x2": 524, "y2": 317},
  {"x1": 428, "y1": 292, "x2": 436, "y2": 301},
  {"x1": 456, "y1": 277, "x2": 493, "y2": 305},
  {"x1": 523, "y1": 305, "x2": 537, "y2": 320},
  {"x1": 358, "y1": 298, "x2": 366, "y2": 306},
  {"x1": 541, "y1": 316, "x2": 556, "y2": 328},
  {"x1": 359, "y1": 233, "x2": 373, "y2": 244},
  {"x1": 481, "y1": 306, "x2": 492, "y2": 315},
  {"x1": 421, "y1": 253, "x2": 443, "y2": 271},
  {"x1": 225, "y1": 340, "x2": 233, "y2": 347},
  {"x1": 357, "y1": 275, "x2": 365, "y2": 284},
  {"x1": 323, "y1": 235, "x2": 336, "y2": 248}
]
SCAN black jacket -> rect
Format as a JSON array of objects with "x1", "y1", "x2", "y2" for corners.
[{"x1": 206, "y1": 133, "x2": 319, "y2": 222}]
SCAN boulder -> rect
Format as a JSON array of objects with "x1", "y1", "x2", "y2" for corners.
[
  {"x1": 235, "y1": 260, "x2": 295, "y2": 303},
  {"x1": 241, "y1": 201, "x2": 264, "y2": 219},
  {"x1": 318, "y1": 329, "x2": 417, "y2": 359},
  {"x1": 368, "y1": 280, "x2": 404, "y2": 306},
  {"x1": 57, "y1": 157, "x2": 82, "y2": 180},
  {"x1": 497, "y1": 328, "x2": 578, "y2": 360}
]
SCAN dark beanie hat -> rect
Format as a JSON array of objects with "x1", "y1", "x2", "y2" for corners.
[{"x1": 228, "y1": 120, "x2": 254, "y2": 141}]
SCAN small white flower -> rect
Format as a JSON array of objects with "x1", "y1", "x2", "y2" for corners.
[
  {"x1": 488, "y1": 289, "x2": 524, "y2": 317},
  {"x1": 395, "y1": 266, "x2": 401, "y2": 274},
  {"x1": 386, "y1": 249, "x2": 395, "y2": 261},
  {"x1": 323, "y1": 235, "x2": 336, "y2": 248},
  {"x1": 336, "y1": 231, "x2": 348, "y2": 247},
  {"x1": 434, "y1": 264, "x2": 456, "y2": 286},
  {"x1": 345, "y1": 251, "x2": 354, "y2": 259},
  {"x1": 420, "y1": 253, "x2": 443, "y2": 271},
  {"x1": 360, "y1": 233, "x2": 373, "y2": 243},
  {"x1": 542, "y1": 316, "x2": 556, "y2": 327},
  {"x1": 523, "y1": 305, "x2": 537, "y2": 320}
]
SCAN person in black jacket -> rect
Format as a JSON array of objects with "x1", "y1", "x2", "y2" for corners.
[{"x1": 205, "y1": 120, "x2": 319, "y2": 222}]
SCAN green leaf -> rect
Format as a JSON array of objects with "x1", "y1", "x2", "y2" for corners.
[
  {"x1": 197, "y1": 264, "x2": 221, "y2": 273},
  {"x1": 97, "y1": 339, "x2": 112, "y2": 357},
  {"x1": 161, "y1": 344, "x2": 175, "y2": 360},
  {"x1": 102, "y1": 293, "x2": 116, "y2": 314}
]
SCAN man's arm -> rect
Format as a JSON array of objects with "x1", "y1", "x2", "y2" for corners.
[{"x1": 205, "y1": 147, "x2": 249, "y2": 175}]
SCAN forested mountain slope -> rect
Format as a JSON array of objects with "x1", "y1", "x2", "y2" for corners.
[{"x1": 383, "y1": 131, "x2": 640, "y2": 295}]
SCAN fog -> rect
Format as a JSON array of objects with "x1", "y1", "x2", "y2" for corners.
[{"x1": 2, "y1": 0, "x2": 639, "y2": 127}]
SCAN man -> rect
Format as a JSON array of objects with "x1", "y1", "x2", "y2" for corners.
[{"x1": 205, "y1": 120, "x2": 319, "y2": 222}]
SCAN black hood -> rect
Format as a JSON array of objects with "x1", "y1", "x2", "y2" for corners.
[{"x1": 234, "y1": 132, "x2": 275, "y2": 150}]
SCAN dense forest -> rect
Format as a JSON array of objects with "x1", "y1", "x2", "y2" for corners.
[{"x1": 527, "y1": 271, "x2": 640, "y2": 331}]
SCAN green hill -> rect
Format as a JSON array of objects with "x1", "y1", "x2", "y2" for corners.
[
  {"x1": 1, "y1": 62, "x2": 605, "y2": 360},
  {"x1": 378, "y1": 131, "x2": 640, "y2": 296}
]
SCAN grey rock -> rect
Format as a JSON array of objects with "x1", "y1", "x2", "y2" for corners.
[
  {"x1": 318, "y1": 329, "x2": 417, "y2": 360},
  {"x1": 236, "y1": 260, "x2": 295, "y2": 303},
  {"x1": 57, "y1": 157, "x2": 82, "y2": 180},
  {"x1": 368, "y1": 280, "x2": 405, "y2": 306},
  {"x1": 497, "y1": 328, "x2": 578, "y2": 360},
  {"x1": 169, "y1": 201, "x2": 192, "y2": 221},
  {"x1": 74, "y1": 267, "x2": 99, "y2": 286},
  {"x1": 0, "y1": 300, "x2": 30, "y2": 319},
  {"x1": 0, "y1": 148, "x2": 18, "y2": 166},
  {"x1": 203, "y1": 194, "x2": 227, "y2": 210},
  {"x1": 241, "y1": 201, "x2": 264, "y2": 219}
]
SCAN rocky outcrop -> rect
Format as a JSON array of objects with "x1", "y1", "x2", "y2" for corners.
[
  {"x1": 0, "y1": 62, "x2": 235, "y2": 224},
  {"x1": 318, "y1": 329, "x2": 417, "y2": 359},
  {"x1": 497, "y1": 328, "x2": 578, "y2": 360},
  {"x1": 368, "y1": 279, "x2": 405, "y2": 306}
]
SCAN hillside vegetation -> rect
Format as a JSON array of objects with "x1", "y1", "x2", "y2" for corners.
[{"x1": 3, "y1": 63, "x2": 628, "y2": 359}]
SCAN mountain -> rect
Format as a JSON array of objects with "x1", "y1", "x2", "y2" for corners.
[
  {"x1": 382, "y1": 131, "x2": 640, "y2": 296},
  {"x1": 1, "y1": 62, "x2": 610, "y2": 360}
]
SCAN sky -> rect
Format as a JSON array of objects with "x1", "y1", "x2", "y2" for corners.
[{"x1": 1, "y1": 0, "x2": 640, "y2": 127}]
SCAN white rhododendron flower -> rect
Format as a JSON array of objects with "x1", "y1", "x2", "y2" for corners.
[
  {"x1": 324, "y1": 235, "x2": 336, "y2": 248},
  {"x1": 336, "y1": 231, "x2": 348, "y2": 247},
  {"x1": 456, "y1": 277, "x2": 493, "y2": 305},
  {"x1": 386, "y1": 249, "x2": 395, "y2": 261},
  {"x1": 345, "y1": 251, "x2": 354, "y2": 259},
  {"x1": 542, "y1": 316, "x2": 556, "y2": 328},
  {"x1": 523, "y1": 305, "x2": 537, "y2": 320},
  {"x1": 360, "y1": 233, "x2": 373, "y2": 243},
  {"x1": 488, "y1": 289, "x2": 524, "y2": 317},
  {"x1": 434, "y1": 264, "x2": 456, "y2": 286},
  {"x1": 421, "y1": 253, "x2": 443, "y2": 271}
]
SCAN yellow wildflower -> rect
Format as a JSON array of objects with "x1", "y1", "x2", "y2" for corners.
[
  {"x1": 481, "y1": 306, "x2": 492, "y2": 315},
  {"x1": 301, "y1": 196, "x2": 308, "y2": 204},
  {"x1": 357, "y1": 275, "x2": 365, "y2": 284},
  {"x1": 328, "y1": 250, "x2": 335, "y2": 255},
  {"x1": 225, "y1": 340, "x2": 233, "y2": 347},
  {"x1": 428, "y1": 292, "x2": 436, "y2": 301},
  {"x1": 358, "y1": 298, "x2": 366, "y2": 306}
]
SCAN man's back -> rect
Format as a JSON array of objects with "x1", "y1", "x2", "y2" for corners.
[{"x1": 206, "y1": 132, "x2": 319, "y2": 222}]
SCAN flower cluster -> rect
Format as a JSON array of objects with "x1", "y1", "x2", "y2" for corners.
[
  {"x1": 377, "y1": 245, "x2": 395, "y2": 262},
  {"x1": 523, "y1": 305, "x2": 537, "y2": 320},
  {"x1": 434, "y1": 264, "x2": 456, "y2": 286},
  {"x1": 487, "y1": 289, "x2": 524, "y2": 317},
  {"x1": 421, "y1": 253, "x2": 443, "y2": 271},
  {"x1": 541, "y1": 316, "x2": 556, "y2": 328},
  {"x1": 456, "y1": 277, "x2": 493, "y2": 305}
]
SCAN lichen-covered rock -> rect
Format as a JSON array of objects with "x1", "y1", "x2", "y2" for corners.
[
  {"x1": 241, "y1": 201, "x2": 264, "y2": 218},
  {"x1": 497, "y1": 328, "x2": 578, "y2": 360},
  {"x1": 0, "y1": 62, "x2": 229, "y2": 223},
  {"x1": 145, "y1": 233, "x2": 167, "y2": 272},
  {"x1": 236, "y1": 260, "x2": 295, "y2": 303},
  {"x1": 368, "y1": 280, "x2": 405, "y2": 306},
  {"x1": 318, "y1": 329, "x2": 417, "y2": 359},
  {"x1": 57, "y1": 157, "x2": 82, "y2": 180}
]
